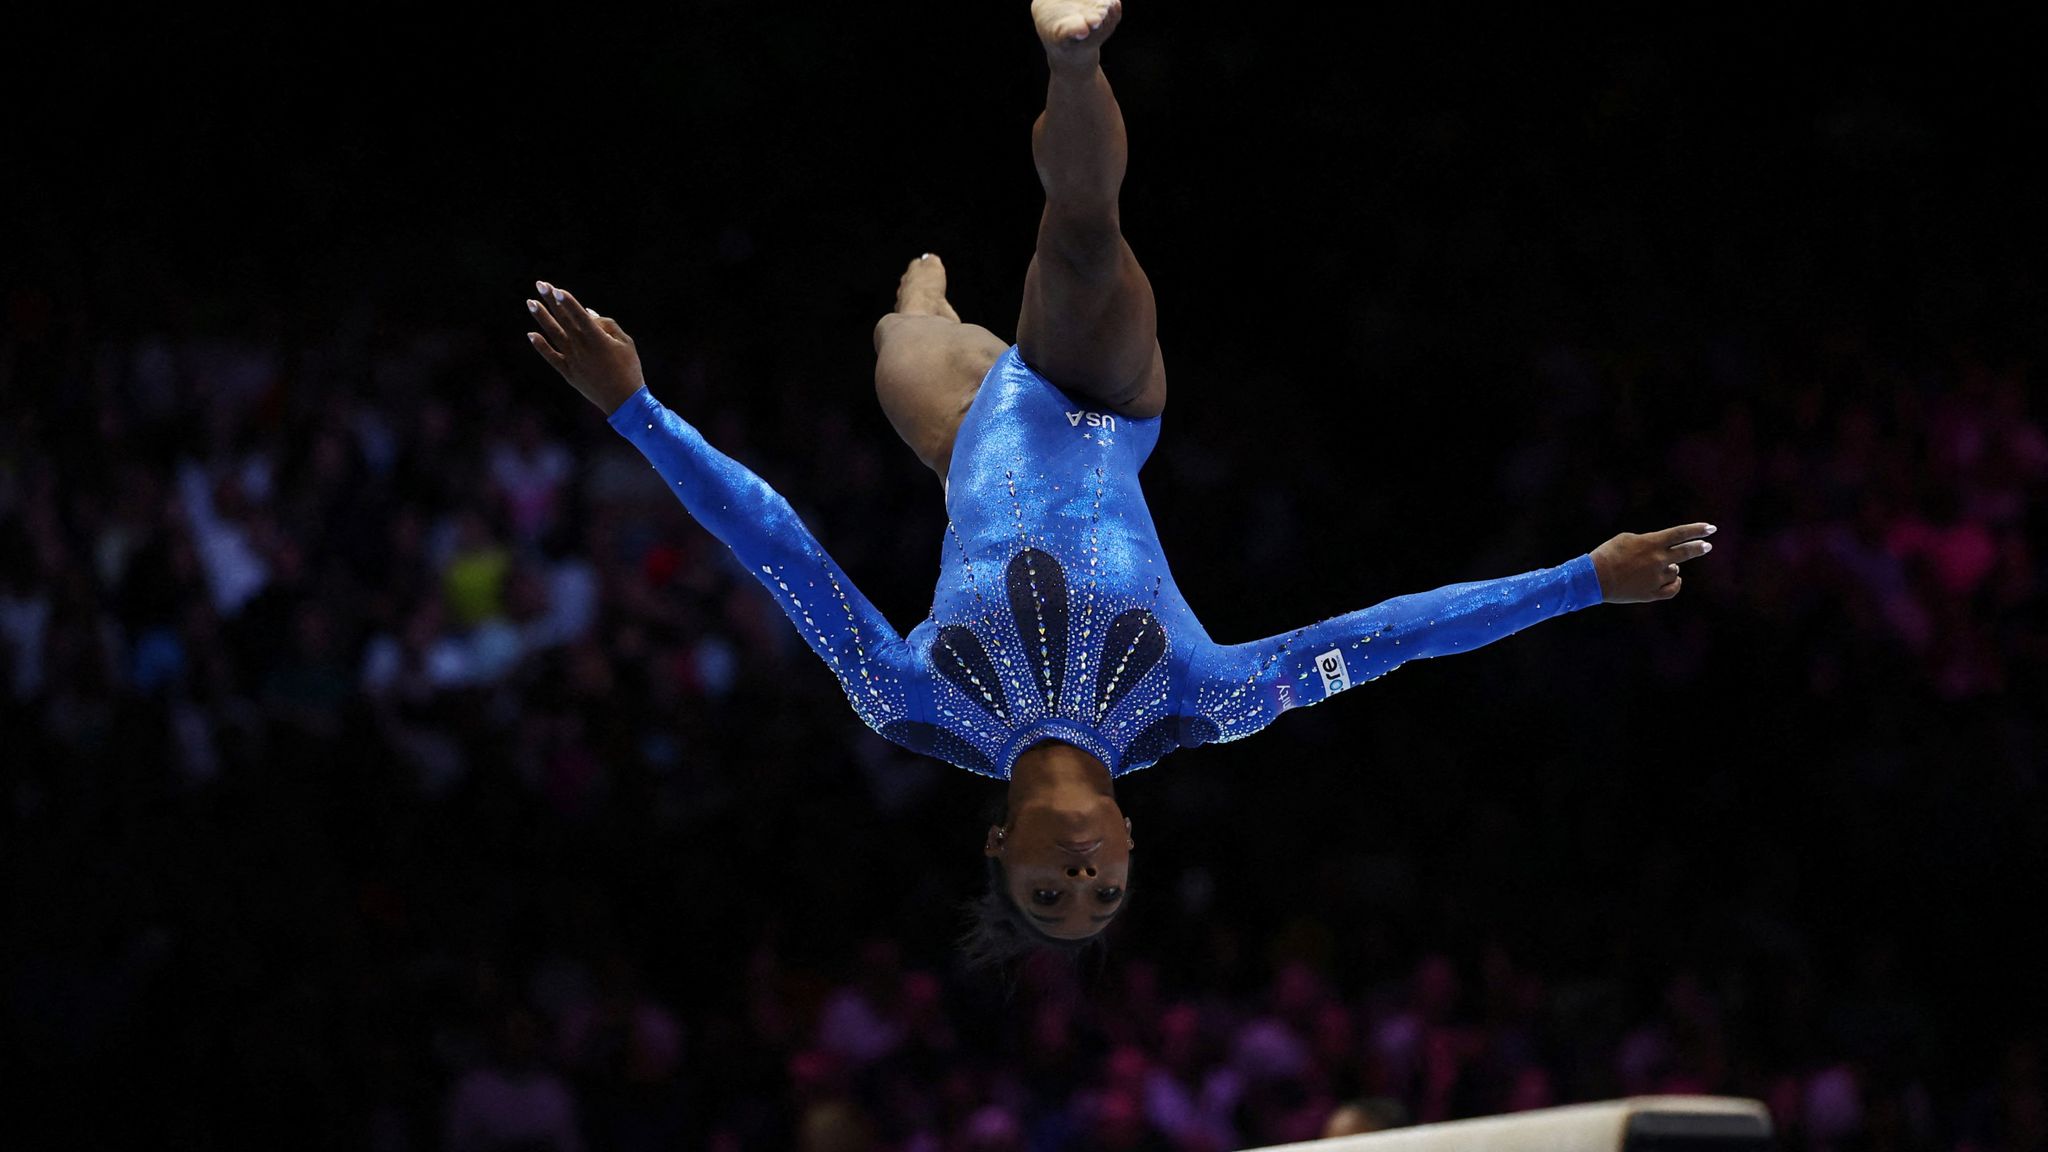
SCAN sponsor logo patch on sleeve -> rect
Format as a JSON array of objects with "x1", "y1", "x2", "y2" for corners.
[{"x1": 1316, "y1": 648, "x2": 1351, "y2": 697}]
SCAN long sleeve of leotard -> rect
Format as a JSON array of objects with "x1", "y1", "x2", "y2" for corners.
[
  {"x1": 609, "y1": 386, "x2": 919, "y2": 732},
  {"x1": 1181, "y1": 553, "x2": 1604, "y2": 741}
]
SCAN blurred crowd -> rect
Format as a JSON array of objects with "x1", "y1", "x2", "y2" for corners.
[
  {"x1": 3, "y1": 272, "x2": 2044, "y2": 1151},
  {"x1": 6, "y1": 14, "x2": 2048, "y2": 1148}
]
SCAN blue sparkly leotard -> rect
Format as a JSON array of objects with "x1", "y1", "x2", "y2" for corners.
[{"x1": 611, "y1": 347, "x2": 1605, "y2": 779}]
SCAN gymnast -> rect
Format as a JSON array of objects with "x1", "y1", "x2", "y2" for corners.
[{"x1": 524, "y1": 0, "x2": 1715, "y2": 958}]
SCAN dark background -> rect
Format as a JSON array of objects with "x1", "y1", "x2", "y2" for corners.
[{"x1": 4, "y1": 6, "x2": 2045, "y2": 1150}]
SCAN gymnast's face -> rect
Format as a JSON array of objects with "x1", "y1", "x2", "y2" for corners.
[{"x1": 985, "y1": 800, "x2": 1133, "y2": 939}]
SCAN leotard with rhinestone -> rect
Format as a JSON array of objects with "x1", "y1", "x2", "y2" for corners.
[{"x1": 609, "y1": 348, "x2": 1603, "y2": 779}]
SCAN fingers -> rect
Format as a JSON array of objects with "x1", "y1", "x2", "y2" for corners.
[
  {"x1": 535, "y1": 280, "x2": 597, "y2": 340},
  {"x1": 529, "y1": 278, "x2": 632, "y2": 369},
  {"x1": 1667, "y1": 539, "x2": 1714, "y2": 563},
  {"x1": 554, "y1": 286, "x2": 600, "y2": 335},
  {"x1": 1658, "y1": 575, "x2": 1683, "y2": 600},
  {"x1": 528, "y1": 294, "x2": 570, "y2": 350},
  {"x1": 526, "y1": 331, "x2": 566, "y2": 372},
  {"x1": 1656, "y1": 522, "x2": 1717, "y2": 547}
]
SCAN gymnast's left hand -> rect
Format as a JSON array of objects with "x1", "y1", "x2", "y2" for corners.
[
  {"x1": 1590, "y1": 522, "x2": 1716, "y2": 603},
  {"x1": 525, "y1": 281, "x2": 646, "y2": 416}
]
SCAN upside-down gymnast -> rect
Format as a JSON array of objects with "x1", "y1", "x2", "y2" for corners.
[{"x1": 524, "y1": 0, "x2": 1715, "y2": 958}]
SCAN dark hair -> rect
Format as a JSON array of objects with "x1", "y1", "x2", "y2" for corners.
[{"x1": 956, "y1": 797, "x2": 1127, "y2": 976}]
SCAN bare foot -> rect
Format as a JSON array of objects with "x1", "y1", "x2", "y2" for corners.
[
  {"x1": 1032, "y1": 0, "x2": 1121, "y2": 67},
  {"x1": 895, "y1": 253, "x2": 961, "y2": 322}
]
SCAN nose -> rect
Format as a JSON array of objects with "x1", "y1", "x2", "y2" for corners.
[{"x1": 1065, "y1": 864, "x2": 1097, "y2": 879}]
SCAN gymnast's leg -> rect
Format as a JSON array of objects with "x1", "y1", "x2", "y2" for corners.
[
  {"x1": 1019, "y1": 0, "x2": 1166, "y2": 419},
  {"x1": 873, "y1": 254, "x2": 1010, "y2": 489}
]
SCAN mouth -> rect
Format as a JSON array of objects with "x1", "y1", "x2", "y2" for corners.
[{"x1": 1057, "y1": 838, "x2": 1103, "y2": 856}]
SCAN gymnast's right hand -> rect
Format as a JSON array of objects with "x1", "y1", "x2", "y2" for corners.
[
  {"x1": 526, "y1": 280, "x2": 646, "y2": 416},
  {"x1": 1590, "y1": 522, "x2": 1716, "y2": 603}
]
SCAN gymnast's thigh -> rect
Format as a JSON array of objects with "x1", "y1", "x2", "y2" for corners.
[
  {"x1": 873, "y1": 314, "x2": 1010, "y2": 484},
  {"x1": 1016, "y1": 215, "x2": 1167, "y2": 421}
]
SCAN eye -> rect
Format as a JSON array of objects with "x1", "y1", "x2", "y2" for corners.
[
  {"x1": 1032, "y1": 889, "x2": 1060, "y2": 906},
  {"x1": 1096, "y1": 887, "x2": 1123, "y2": 904}
]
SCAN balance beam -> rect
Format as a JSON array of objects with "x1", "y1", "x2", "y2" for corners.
[{"x1": 1254, "y1": 1096, "x2": 1773, "y2": 1151}]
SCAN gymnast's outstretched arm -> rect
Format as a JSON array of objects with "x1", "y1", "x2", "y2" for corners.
[
  {"x1": 1182, "y1": 525, "x2": 1716, "y2": 739},
  {"x1": 525, "y1": 281, "x2": 918, "y2": 731}
]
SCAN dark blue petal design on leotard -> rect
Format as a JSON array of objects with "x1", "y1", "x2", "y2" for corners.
[
  {"x1": 1006, "y1": 548, "x2": 1069, "y2": 712},
  {"x1": 1120, "y1": 717, "x2": 1180, "y2": 769},
  {"x1": 615, "y1": 349, "x2": 1606, "y2": 780},
  {"x1": 1093, "y1": 608, "x2": 1167, "y2": 720},
  {"x1": 1121, "y1": 715, "x2": 1221, "y2": 769},
  {"x1": 1177, "y1": 716, "x2": 1219, "y2": 748},
  {"x1": 932, "y1": 624, "x2": 1012, "y2": 723},
  {"x1": 881, "y1": 720, "x2": 997, "y2": 777}
]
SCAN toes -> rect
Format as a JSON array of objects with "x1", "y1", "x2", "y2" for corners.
[
  {"x1": 895, "y1": 253, "x2": 953, "y2": 315},
  {"x1": 1084, "y1": 1, "x2": 1121, "y2": 38},
  {"x1": 1035, "y1": 0, "x2": 1119, "y2": 46}
]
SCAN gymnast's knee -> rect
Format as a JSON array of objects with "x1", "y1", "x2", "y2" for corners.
[
  {"x1": 1037, "y1": 210, "x2": 1128, "y2": 277},
  {"x1": 873, "y1": 311, "x2": 913, "y2": 353}
]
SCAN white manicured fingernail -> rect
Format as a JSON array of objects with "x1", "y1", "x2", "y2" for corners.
[
  {"x1": 587, "y1": 307, "x2": 599, "y2": 317},
  {"x1": 536, "y1": 281, "x2": 549, "y2": 294},
  {"x1": 527, "y1": 300, "x2": 539, "y2": 313},
  {"x1": 1704, "y1": 524, "x2": 1717, "y2": 535},
  {"x1": 552, "y1": 288, "x2": 565, "y2": 303},
  {"x1": 920, "y1": 253, "x2": 932, "y2": 260},
  {"x1": 1701, "y1": 541, "x2": 1713, "y2": 553}
]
